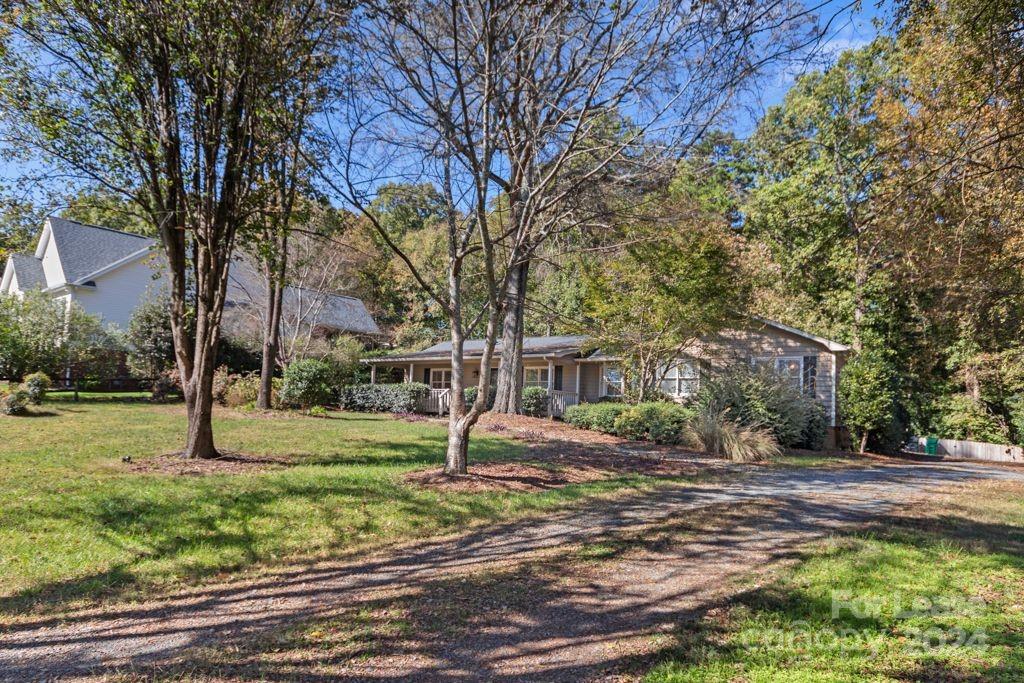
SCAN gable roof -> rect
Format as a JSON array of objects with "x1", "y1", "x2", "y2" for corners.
[
  {"x1": 225, "y1": 257, "x2": 382, "y2": 336},
  {"x1": 366, "y1": 321, "x2": 851, "y2": 364},
  {"x1": 7, "y1": 253, "x2": 47, "y2": 290},
  {"x1": 39, "y1": 217, "x2": 155, "y2": 286},
  {"x1": 367, "y1": 335, "x2": 589, "y2": 363}
]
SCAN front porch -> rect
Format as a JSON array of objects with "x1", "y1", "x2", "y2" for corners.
[{"x1": 409, "y1": 386, "x2": 582, "y2": 417}]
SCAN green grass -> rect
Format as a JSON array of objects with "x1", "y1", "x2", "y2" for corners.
[
  {"x1": 645, "y1": 482, "x2": 1024, "y2": 682},
  {"x1": 0, "y1": 398, "x2": 664, "y2": 617}
]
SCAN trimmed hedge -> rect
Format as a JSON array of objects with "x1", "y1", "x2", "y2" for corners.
[
  {"x1": 563, "y1": 402, "x2": 629, "y2": 433},
  {"x1": 521, "y1": 386, "x2": 549, "y2": 417},
  {"x1": 613, "y1": 402, "x2": 696, "y2": 445},
  {"x1": 339, "y1": 382, "x2": 430, "y2": 413}
]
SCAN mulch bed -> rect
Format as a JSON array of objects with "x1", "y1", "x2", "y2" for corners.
[
  {"x1": 124, "y1": 452, "x2": 293, "y2": 476},
  {"x1": 404, "y1": 461, "x2": 610, "y2": 493}
]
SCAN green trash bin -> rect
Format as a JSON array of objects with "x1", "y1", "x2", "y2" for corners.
[{"x1": 924, "y1": 437, "x2": 939, "y2": 456}]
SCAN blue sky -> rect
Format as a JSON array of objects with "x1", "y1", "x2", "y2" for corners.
[
  {"x1": 730, "y1": 0, "x2": 890, "y2": 136},
  {"x1": 0, "y1": 0, "x2": 895, "y2": 214}
]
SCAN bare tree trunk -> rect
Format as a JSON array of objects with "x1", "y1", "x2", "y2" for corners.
[
  {"x1": 257, "y1": 233, "x2": 287, "y2": 410},
  {"x1": 257, "y1": 278, "x2": 284, "y2": 409},
  {"x1": 859, "y1": 431, "x2": 869, "y2": 455},
  {"x1": 493, "y1": 260, "x2": 529, "y2": 413}
]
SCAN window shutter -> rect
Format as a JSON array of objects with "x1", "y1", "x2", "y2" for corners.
[
  {"x1": 554, "y1": 366, "x2": 563, "y2": 391},
  {"x1": 422, "y1": 368, "x2": 430, "y2": 385},
  {"x1": 802, "y1": 356, "x2": 817, "y2": 396}
]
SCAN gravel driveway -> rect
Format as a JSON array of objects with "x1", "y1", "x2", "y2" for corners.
[{"x1": 2, "y1": 458, "x2": 1021, "y2": 681}]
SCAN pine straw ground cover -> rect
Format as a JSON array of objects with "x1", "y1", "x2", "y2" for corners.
[{"x1": 0, "y1": 399, "x2": 704, "y2": 619}]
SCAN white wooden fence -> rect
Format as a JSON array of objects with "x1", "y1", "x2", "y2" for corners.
[{"x1": 911, "y1": 436, "x2": 1024, "y2": 463}]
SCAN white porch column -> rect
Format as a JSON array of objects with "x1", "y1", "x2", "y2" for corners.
[
  {"x1": 408, "y1": 363, "x2": 414, "y2": 384},
  {"x1": 370, "y1": 365, "x2": 377, "y2": 384},
  {"x1": 547, "y1": 359, "x2": 555, "y2": 392},
  {"x1": 575, "y1": 362, "x2": 581, "y2": 396}
]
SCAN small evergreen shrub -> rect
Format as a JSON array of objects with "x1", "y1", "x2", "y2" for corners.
[
  {"x1": 521, "y1": 387, "x2": 550, "y2": 417},
  {"x1": 279, "y1": 359, "x2": 335, "y2": 409},
  {"x1": 464, "y1": 385, "x2": 497, "y2": 410},
  {"x1": 612, "y1": 402, "x2": 696, "y2": 445},
  {"x1": 21, "y1": 372, "x2": 52, "y2": 405},
  {"x1": 563, "y1": 402, "x2": 629, "y2": 433},
  {"x1": 308, "y1": 405, "x2": 329, "y2": 417},
  {"x1": 339, "y1": 383, "x2": 430, "y2": 413},
  {"x1": 1, "y1": 389, "x2": 29, "y2": 416}
]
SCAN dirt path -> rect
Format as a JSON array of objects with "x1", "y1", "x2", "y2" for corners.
[{"x1": 1, "y1": 459, "x2": 1021, "y2": 681}]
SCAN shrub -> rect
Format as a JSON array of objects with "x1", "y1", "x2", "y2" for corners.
[
  {"x1": 686, "y1": 406, "x2": 780, "y2": 462},
  {"x1": 150, "y1": 369, "x2": 181, "y2": 403},
  {"x1": 563, "y1": 402, "x2": 629, "y2": 433},
  {"x1": 223, "y1": 373, "x2": 260, "y2": 408},
  {"x1": 21, "y1": 372, "x2": 51, "y2": 405},
  {"x1": 464, "y1": 385, "x2": 497, "y2": 410},
  {"x1": 279, "y1": 359, "x2": 335, "y2": 409},
  {"x1": 797, "y1": 401, "x2": 828, "y2": 451},
  {"x1": 212, "y1": 366, "x2": 234, "y2": 405},
  {"x1": 308, "y1": 405, "x2": 329, "y2": 417},
  {"x1": 697, "y1": 366, "x2": 826, "y2": 449},
  {"x1": 612, "y1": 402, "x2": 696, "y2": 445},
  {"x1": 521, "y1": 386, "x2": 550, "y2": 417},
  {"x1": 1007, "y1": 394, "x2": 1024, "y2": 446},
  {"x1": 934, "y1": 394, "x2": 1010, "y2": 444},
  {"x1": 1, "y1": 389, "x2": 29, "y2": 416},
  {"x1": 339, "y1": 383, "x2": 430, "y2": 413}
]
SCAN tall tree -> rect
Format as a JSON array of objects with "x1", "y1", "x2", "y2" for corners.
[
  {"x1": 0, "y1": 0, "x2": 340, "y2": 458},
  {"x1": 328, "y1": 0, "x2": 820, "y2": 473}
]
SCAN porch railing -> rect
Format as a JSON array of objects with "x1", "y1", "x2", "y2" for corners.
[
  {"x1": 548, "y1": 389, "x2": 579, "y2": 417},
  {"x1": 418, "y1": 388, "x2": 452, "y2": 415}
]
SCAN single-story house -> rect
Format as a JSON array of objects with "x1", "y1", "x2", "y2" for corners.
[
  {"x1": 363, "y1": 320, "x2": 850, "y2": 444},
  {"x1": 2, "y1": 216, "x2": 381, "y2": 337}
]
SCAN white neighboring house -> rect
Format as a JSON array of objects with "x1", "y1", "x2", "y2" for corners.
[
  {"x1": 1, "y1": 217, "x2": 163, "y2": 329},
  {"x1": 2, "y1": 217, "x2": 382, "y2": 338}
]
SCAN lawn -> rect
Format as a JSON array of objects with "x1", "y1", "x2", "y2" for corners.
[
  {"x1": 645, "y1": 480, "x2": 1024, "y2": 682},
  {"x1": 0, "y1": 398, "x2": 662, "y2": 617}
]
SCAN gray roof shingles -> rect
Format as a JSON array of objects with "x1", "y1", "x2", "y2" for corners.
[
  {"x1": 47, "y1": 217, "x2": 155, "y2": 284},
  {"x1": 9, "y1": 253, "x2": 47, "y2": 289}
]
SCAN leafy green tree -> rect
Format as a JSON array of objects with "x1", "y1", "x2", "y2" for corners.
[
  {"x1": 582, "y1": 217, "x2": 745, "y2": 402},
  {"x1": 62, "y1": 190, "x2": 152, "y2": 235},
  {"x1": 125, "y1": 296, "x2": 176, "y2": 379},
  {"x1": 0, "y1": 0, "x2": 341, "y2": 458},
  {"x1": 839, "y1": 349, "x2": 898, "y2": 453}
]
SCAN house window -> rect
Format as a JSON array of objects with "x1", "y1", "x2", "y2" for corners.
[
  {"x1": 602, "y1": 364, "x2": 623, "y2": 396},
  {"x1": 660, "y1": 360, "x2": 700, "y2": 398},
  {"x1": 429, "y1": 369, "x2": 452, "y2": 390},
  {"x1": 753, "y1": 357, "x2": 804, "y2": 393},
  {"x1": 523, "y1": 367, "x2": 549, "y2": 388}
]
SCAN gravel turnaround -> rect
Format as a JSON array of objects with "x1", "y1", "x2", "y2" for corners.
[{"x1": 2, "y1": 459, "x2": 1021, "y2": 681}]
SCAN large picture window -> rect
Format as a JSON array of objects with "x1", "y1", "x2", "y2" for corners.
[
  {"x1": 523, "y1": 367, "x2": 549, "y2": 388},
  {"x1": 429, "y1": 369, "x2": 452, "y2": 390},
  {"x1": 660, "y1": 360, "x2": 700, "y2": 397}
]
